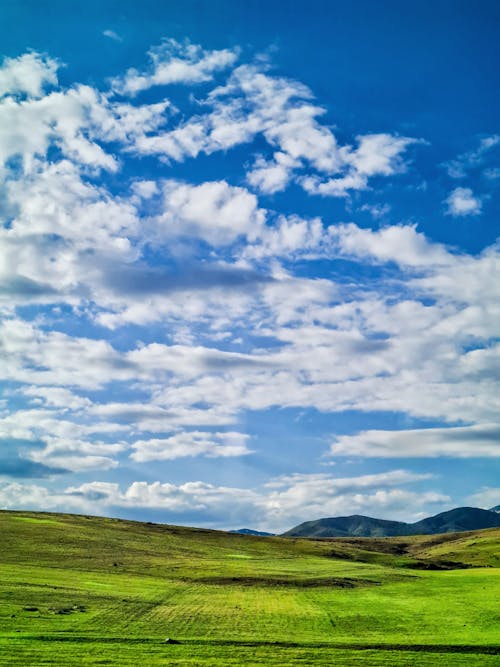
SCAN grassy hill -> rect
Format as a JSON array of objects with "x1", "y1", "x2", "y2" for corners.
[
  {"x1": 413, "y1": 507, "x2": 500, "y2": 534},
  {"x1": 283, "y1": 507, "x2": 500, "y2": 538},
  {"x1": 282, "y1": 514, "x2": 410, "y2": 538},
  {"x1": 0, "y1": 510, "x2": 498, "y2": 666}
]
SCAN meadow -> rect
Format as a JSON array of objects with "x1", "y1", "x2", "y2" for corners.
[{"x1": 0, "y1": 511, "x2": 498, "y2": 665}]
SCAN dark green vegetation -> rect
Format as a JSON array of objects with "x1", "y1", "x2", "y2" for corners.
[
  {"x1": 0, "y1": 511, "x2": 499, "y2": 666},
  {"x1": 283, "y1": 507, "x2": 500, "y2": 538}
]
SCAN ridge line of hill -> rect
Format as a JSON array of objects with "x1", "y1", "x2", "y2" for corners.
[{"x1": 281, "y1": 506, "x2": 500, "y2": 538}]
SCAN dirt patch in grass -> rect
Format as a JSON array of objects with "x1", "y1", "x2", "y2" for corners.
[
  {"x1": 196, "y1": 576, "x2": 379, "y2": 588},
  {"x1": 403, "y1": 559, "x2": 472, "y2": 571}
]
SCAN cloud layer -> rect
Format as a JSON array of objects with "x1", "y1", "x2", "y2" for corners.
[{"x1": 0, "y1": 43, "x2": 498, "y2": 527}]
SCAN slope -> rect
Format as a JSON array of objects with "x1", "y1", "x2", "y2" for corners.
[{"x1": 0, "y1": 510, "x2": 498, "y2": 667}]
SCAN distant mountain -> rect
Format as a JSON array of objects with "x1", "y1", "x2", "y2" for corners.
[
  {"x1": 230, "y1": 528, "x2": 275, "y2": 536},
  {"x1": 411, "y1": 507, "x2": 500, "y2": 534},
  {"x1": 283, "y1": 507, "x2": 500, "y2": 538},
  {"x1": 490, "y1": 505, "x2": 500, "y2": 514},
  {"x1": 282, "y1": 515, "x2": 411, "y2": 538}
]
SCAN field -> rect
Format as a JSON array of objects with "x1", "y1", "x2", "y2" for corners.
[{"x1": 0, "y1": 511, "x2": 499, "y2": 665}]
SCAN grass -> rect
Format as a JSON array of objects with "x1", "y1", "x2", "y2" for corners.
[{"x1": 0, "y1": 510, "x2": 498, "y2": 665}]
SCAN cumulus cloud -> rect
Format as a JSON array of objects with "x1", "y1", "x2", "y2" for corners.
[
  {"x1": 243, "y1": 215, "x2": 325, "y2": 259},
  {"x1": 327, "y1": 223, "x2": 452, "y2": 267},
  {"x1": 247, "y1": 152, "x2": 298, "y2": 194},
  {"x1": 132, "y1": 63, "x2": 416, "y2": 197},
  {"x1": 445, "y1": 187, "x2": 482, "y2": 216},
  {"x1": 0, "y1": 469, "x2": 450, "y2": 530},
  {"x1": 130, "y1": 431, "x2": 252, "y2": 461},
  {"x1": 159, "y1": 179, "x2": 265, "y2": 245},
  {"x1": 0, "y1": 52, "x2": 58, "y2": 99},
  {"x1": 112, "y1": 39, "x2": 238, "y2": 95},
  {"x1": 301, "y1": 134, "x2": 416, "y2": 197}
]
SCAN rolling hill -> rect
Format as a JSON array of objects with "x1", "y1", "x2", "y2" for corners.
[
  {"x1": 0, "y1": 510, "x2": 499, "y2": 666},
  {"x1": 283, "y1": 507, "x2": 500, "y2": 538}
]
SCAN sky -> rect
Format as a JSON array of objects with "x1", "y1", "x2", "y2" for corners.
[{"x1": 0, "y1": 0, "x2": 499, "y2": 532}]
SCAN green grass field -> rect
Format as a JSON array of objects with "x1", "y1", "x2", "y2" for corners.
[{"x1": 0, "y1": 511, "x2": 498, "y2": 665}]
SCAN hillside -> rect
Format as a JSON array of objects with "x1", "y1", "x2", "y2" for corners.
[
  {"x1": 283, "y1": 507, "x2": 500, "y2": 538},
  {"x1": 282, "y1": 514, "x2": 411, "y2": 538},
  {"x1": 412, "y1": 507, "x2": 500, "y2": 534},
  {"x1": 0, "y1": 510, "x2": 498, "y2": 666}
]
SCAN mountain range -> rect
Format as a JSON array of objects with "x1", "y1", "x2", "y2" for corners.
[{"x1": 282, "y1": 507, "x2": 500, "y2": 538}]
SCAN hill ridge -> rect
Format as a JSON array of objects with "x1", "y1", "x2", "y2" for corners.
[{"x1": 282, "y1": 506, "x2": 500, "y2": 538}]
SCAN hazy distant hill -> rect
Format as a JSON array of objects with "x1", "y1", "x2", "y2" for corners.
[
  {"x1": 230, "y1": 528, "x2": 275, "y2": 536},
  {"x1": 490, "y1": 505, "x2": 500, "y2": 513},
  {"x1": 283, "y1": 507, "x2": 500, "y2": 538},
  {"x1": 282, "y1": 514, "x2": 410, "y2": 538}
]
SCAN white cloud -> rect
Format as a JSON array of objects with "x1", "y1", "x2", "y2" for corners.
[
  {"x1": 467, "y1": 487, "x2": 500, "y2": 509},
  {"x1": 243, "y1": 215, "x2": 325, "y2": 259},
  {"x1": 0, "y1": 42, "x2": 499, "y2": 512},
  {"x1": 247, "y1": 152, "x2": 298, "y2": 194},
  {"x1": 348, "y1": 134, "x2": 416, "y2": 176},
  {"x1": 330, "y1": 424, "x2": 500, "y2": 458},
  {"x1": 0, "y1": 482, "x2": 93, "y2": 512},
  {"x1": 302, "y1": 134, "x2": 416, "y2": 197},
  {"x1": 444, "y1": 135, "x2": 500, "y2": 178},
  {"x1": 130, "y1": 431, "x2": 252, "y2": 462},
  {"x1": 262, "y1": 471, "x2": 447, "y2": 528},
  {"x1": 0, "y1": 66, "x2": 169, "y2": 178},
  {"x1": 0, "y1": 318, "x2": 137, "y2": 388},
  {"x1": 131, "y1": 179, "x2": 158, "y2": 199},
  {"x1": 0, "y1": 52, "x2": 58, "y2": 99},
  {"x1": 103, "y1": 30, "x2": 122, "y2": 43},
  {"x1": 159, "y1": 179, "x2": 265, "y2": 245},
  {"x1": 132, "y1": 63, "x2": 416, "y2": 198},
  {"x1": 413, "y1": 244, "x2": 500, "y2": 314},
  {"x1": 22, "y1": 386, "x2": 91, "y2": 411},
  {"x1": 445, "y1": 187, "x2": 482, "y2": 216},
  {"x1": 0, "y1": 87, "x2": 117, "y2": 172},
  {"x1": 266, "y1": 469, "x2": 433, "y2": 490},
  {"x1": 328, "y1": 223, "x2": 452, "y2": 267},
  {"x1": 28, "y1": 447, "x2": 120, "y2": 472},
  {"x1": 0, "y1": 402, "x2": 128, "y2": 472},
  {"x1": 88, "y1": 401, "x2": 236, "y2": 429},
  {"x1": 360, "y1": 203, "x2": 391, "y2": 219},
  {"x1": 112, "y1": 39, "x2": 238, "y2": 95}
]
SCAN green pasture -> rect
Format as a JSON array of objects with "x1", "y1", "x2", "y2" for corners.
[{"x1": 0, "y1": 511, "x2": 498, "y2": 665}]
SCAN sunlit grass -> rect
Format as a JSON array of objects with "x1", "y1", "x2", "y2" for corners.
[{"x1": 0, "y1": 510, "x2": 498, "y2": 665}]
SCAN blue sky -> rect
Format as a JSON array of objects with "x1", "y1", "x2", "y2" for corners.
[{"x1": 0, "y1": 0, "x2": 499, "y2": 531}]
